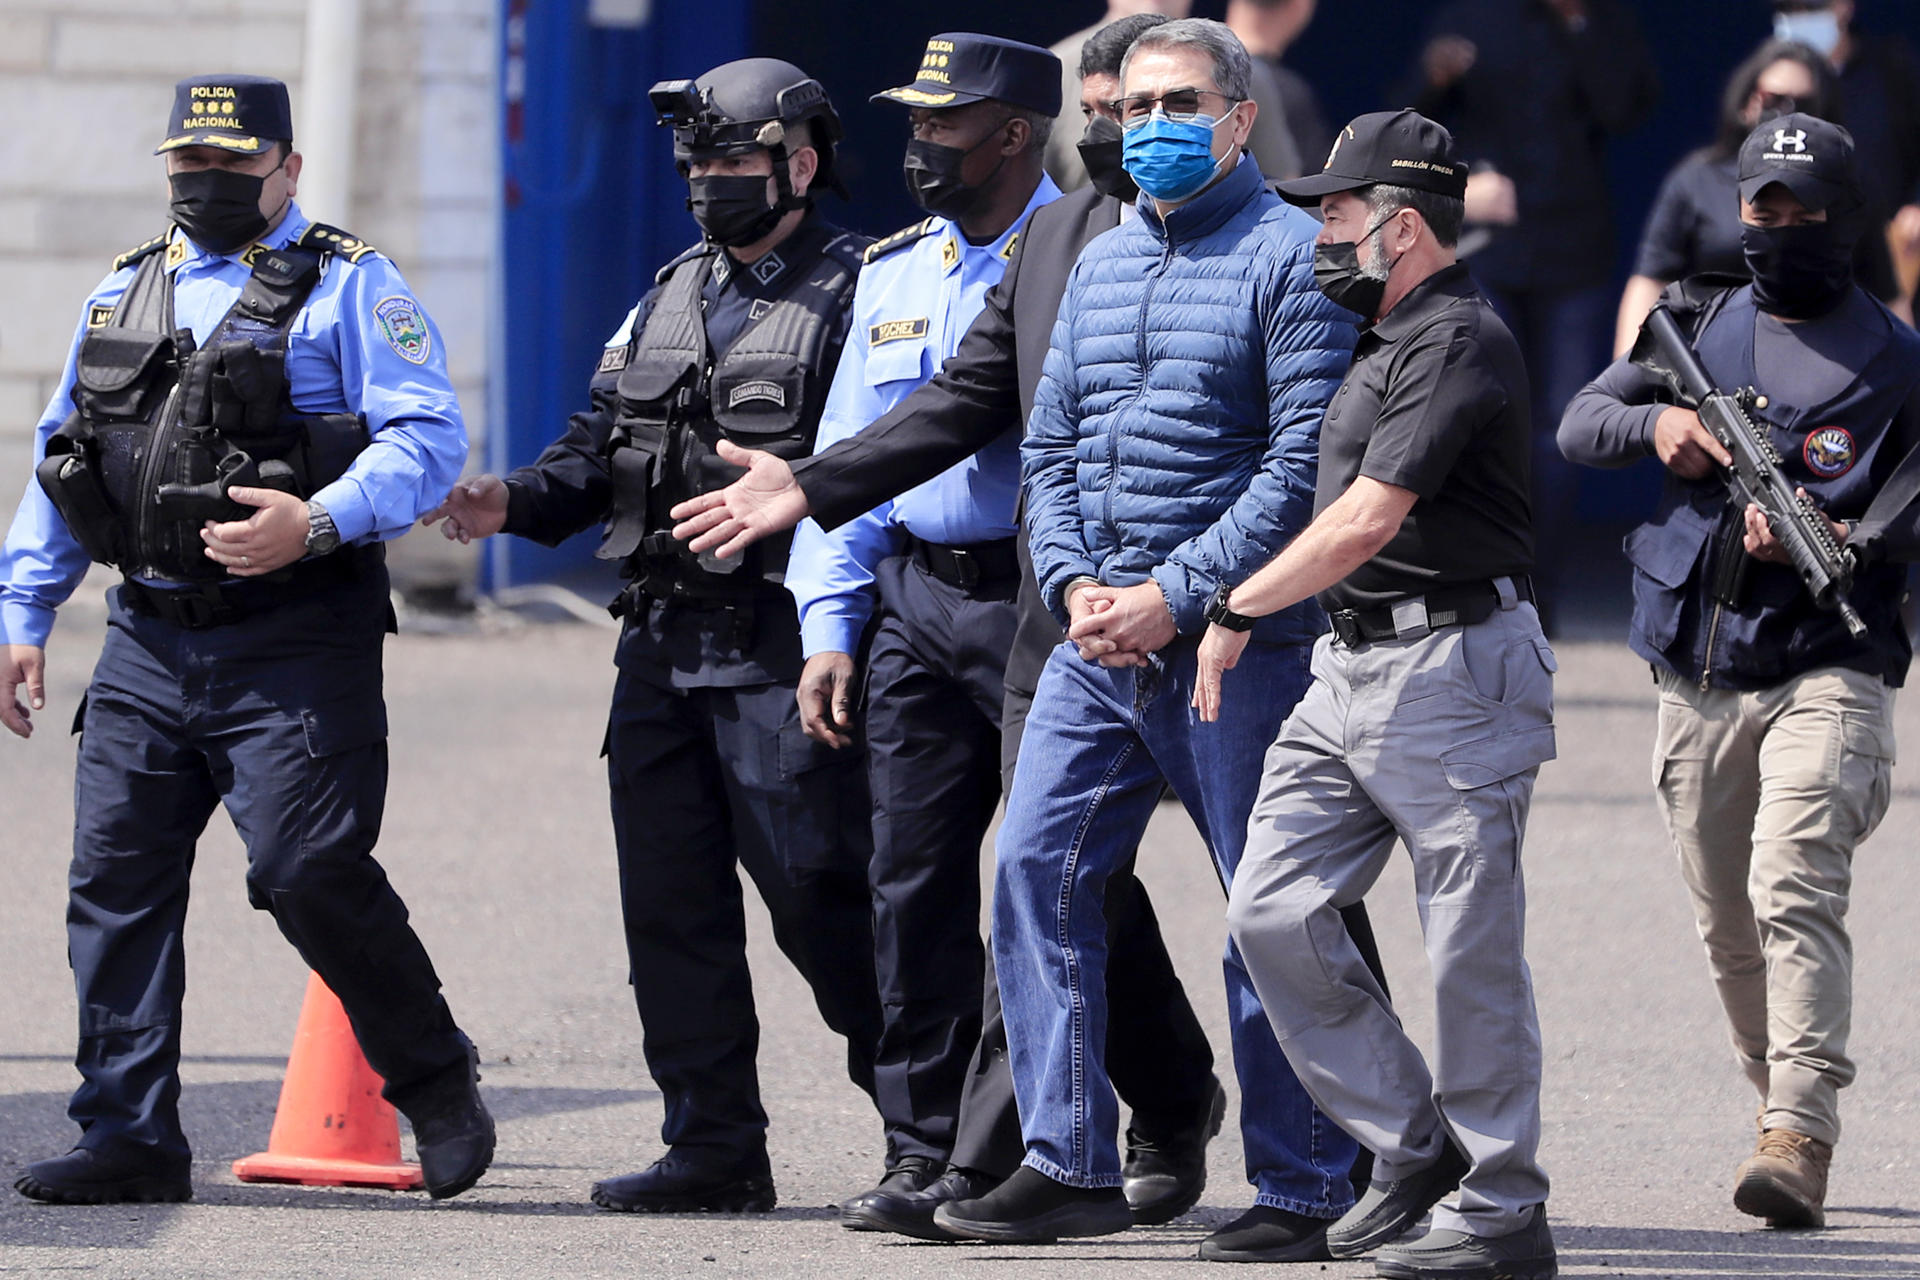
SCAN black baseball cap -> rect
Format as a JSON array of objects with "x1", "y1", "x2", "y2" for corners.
[
  {"x1": 1275, "y1": 108, "x2": 1467, "y2": 205},
  {"x1": 872, "y1": 32, "x2": 1061, "y2": 116},
  {"x1": 1737, "y1": 111, "x2": 1858, "y2": 211},
  {"x1": 156, "y1": 74, "x2": 293, "y2": 156}
]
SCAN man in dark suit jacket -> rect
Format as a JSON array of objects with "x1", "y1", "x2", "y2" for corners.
[
  {"x1": 672, "y1": 16, "x2": 1235, "y2": 1243},
  {"x1": 674, "y1": 18, "x2": 1389, "y2": 1254}
]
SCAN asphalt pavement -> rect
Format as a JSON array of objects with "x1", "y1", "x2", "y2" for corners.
[{"x1": 2, "y1": 572, "x2": 1917, "y2": 1278}]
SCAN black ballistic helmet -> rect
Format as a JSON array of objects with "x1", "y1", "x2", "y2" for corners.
[{"x1": 650, "y1": 58, "x2": 847, "y2": 202}]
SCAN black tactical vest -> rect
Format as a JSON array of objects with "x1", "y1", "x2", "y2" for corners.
[
  {"x1": 36, "y1": 227, "x2": 371, "y2": 583},
  {"x1": 596, "y1": 234, "x2": 859, "y2": 598}
]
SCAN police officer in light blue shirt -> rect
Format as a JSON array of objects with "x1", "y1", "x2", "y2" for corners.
[
  {"x1": 782, "y1": 32, "x2": 1062, "y2": 1223},
  {"x1": 1, "y1": 74, "x2": 491, "y2": 1206}
]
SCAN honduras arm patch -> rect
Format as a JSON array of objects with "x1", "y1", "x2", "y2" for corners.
[{"x1": 374, "y1": 295, "x2": 433, "y2": 365}]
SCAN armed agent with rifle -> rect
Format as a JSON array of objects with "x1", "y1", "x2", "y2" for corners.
[{"x1": 1560, "y1": 112, "x2": 1920, "y2": 1232}]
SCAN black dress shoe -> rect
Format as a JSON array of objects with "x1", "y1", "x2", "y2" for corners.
[
  {"x1": 839, "y1": 1154, "x2": 945, "y2": 1231},
  {"x1": 1123, "y1": 1077, "x2": 1227, "y2": 1226},
  {"x1": 591, "y1": 1153, "x2": 776, "y2": 1213},
  {"x1": 401, "y1": 1038, "x2": 496, "y2": 1200},
  {"x1": 15, "y1": 1146, "x2": 191, "y2": 1205},
  {"x1": 1327, "y1": 1140, "x2": 1470, "y2": 1258},
  {"x1": 844, "y1": 1166, "x2": 999, "y2": 1241},
  {"x1": 933, "y1": 1165, "x2": 1133, "y2": 1243},
  {"x1": 1198, "y1": 1205, "x2": 1333, "y2": 1262}
]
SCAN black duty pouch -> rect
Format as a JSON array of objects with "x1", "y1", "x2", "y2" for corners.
[
  {"x1": 72, "y1": 328, "x2": 177, "y2": 424},
  {"x1": 34, "y1": 414, "x2": 124, "y2": 567},
  {"x1": 295, "y1": 412, "x2": 371, "y2": 494},
  {"x1": 180, "y1": 340, "x2": 288, "y2": 439}
]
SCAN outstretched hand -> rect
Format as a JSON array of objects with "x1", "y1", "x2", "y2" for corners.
[
  {"x1": 670, "y1": 439, "x2": 812, "y2": 559},
  {"x1": 421, "y1": 474, "x2": 510, "y2": 544}
]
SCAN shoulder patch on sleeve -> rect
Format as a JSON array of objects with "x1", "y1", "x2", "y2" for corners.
[
  {"x1": 863, "y1": 218, "x2": 937, "y2": 265},
  {"x1": 373, "y1": 294, "x2": 433, "y2": 365},
  {"x1": 653, "y1": 240, "x2": 714, "y2": 286},
  {"x1": 112, "y1": 231, "x2": 170, "y2": 272},
  {"x1": 298, "y1": 221, "x2": 379, "y2": 263}
]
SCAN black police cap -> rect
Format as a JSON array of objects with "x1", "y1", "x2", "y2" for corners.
[
  {"x1": 1738, "y1": 112, "x2": 1859, "y2": 212},
  {"x1": 872, "y1": 33, "x2": 1061, "y2": 117},
  {"x1": 156, "y1": 74, "x2": 292, "y2": 156},
  {"x1": 1276, "y1": 108, "x2": 1467, "y2": 205}
]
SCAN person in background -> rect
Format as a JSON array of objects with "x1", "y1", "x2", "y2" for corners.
[
  {"x1": 1047, "y1": 0, "x2": 1300, "y2": 187},
  {"x1": 1615, "y1": 39, "x2": 1895, "y2": 356},
  {"x1": 1224, "y1": 0, "x2": 1331, "y2": 171},
  {"x1": 1771, "y1": 1, "x2": 1920, "y2": 313},
  {"x1": 1401, "y1": 0, "x2": 1658, "y2": 628}
]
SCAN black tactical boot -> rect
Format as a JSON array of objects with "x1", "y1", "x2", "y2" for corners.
[
  {"x1": 591, "y1": 1152, "x2": 776, "y2": 1213},
  {"x1": 15, "y1": 1146, "x2": 192, "y2": 1205}
]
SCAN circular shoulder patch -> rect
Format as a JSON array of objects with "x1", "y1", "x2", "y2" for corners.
[
  {"x1": 1802, "y1": 426, "x2": 1855, "y2": 479},
  {"x1": 373, "y1": 295, "x2": 432, "y2": 366}
]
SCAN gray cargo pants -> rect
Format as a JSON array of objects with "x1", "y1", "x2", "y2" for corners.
[{"x1": 1227, "y1": 600, "x2": 1556, "y2": 1237}]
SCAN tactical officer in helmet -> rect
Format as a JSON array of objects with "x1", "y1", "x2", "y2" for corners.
[
  {"x1": 1, "y1": 75, "x2": 492, "y2": 1204},
  {"x1": 424, "y1": 58, "x2": 885, "y2": 1213}
]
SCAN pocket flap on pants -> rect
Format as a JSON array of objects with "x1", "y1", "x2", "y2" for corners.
[
  {"x1": 1439, "y1": 724, "x2": 1557, "y2": 790},
  {"x1": 301, "y1": 699, "x2": 388, "y2": 758}
]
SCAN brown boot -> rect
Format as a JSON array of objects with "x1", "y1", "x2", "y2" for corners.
[{"x1": 1733, "y1": 1128, "x2": 1832, "y2": 1228}]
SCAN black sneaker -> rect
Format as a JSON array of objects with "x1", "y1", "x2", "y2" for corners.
[
  {"x1": 1198, "y1": 1204, "x2": 1334, "y2": 1262},
  {"x1": 1123, "y1": 1077, "x2": 1226, "y2": 1226},
  {"x1": 840, "y1": 1154, "x2": 944, "y2": 1230},
  {"x1": 591, "y1": 1153, "x2": 776, "y2": 1213},
  {"x1": 845, "y1": 1165, "x2": 999, "y2": 1241},
  {"x1": 400, "y1": 1037, "x2": 496, "y2": 1200},
  {"x1": 933, "y1": 1165, "x2": 1133, "y2": 1244},
  {"x1": 15, "y1": 1146, "x2": 192, "y2": 1205},
  {"x1": 1373, "y1": 1204, "x2": 1557, "y2": 1279}
]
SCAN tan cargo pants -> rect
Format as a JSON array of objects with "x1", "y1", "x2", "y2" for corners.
[{"x1": 1653, "y1": 664, "x2": 1896, "y2": 1146}]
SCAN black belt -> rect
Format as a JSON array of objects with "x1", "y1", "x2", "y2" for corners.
[
  {"x1": 906, "y1": 536, "x2": 1019, "y2": 590},
  {"x1": 1328, "y1": 576, "x2": 1533, "y2": 648},
  {"x1": 119, "y1": 554, "x2": 367, "y2": 630}
]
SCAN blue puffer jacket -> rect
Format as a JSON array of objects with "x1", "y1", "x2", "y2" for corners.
[{"x1": 1023, "y1": 153, "x2": 1357, "y2": 644}]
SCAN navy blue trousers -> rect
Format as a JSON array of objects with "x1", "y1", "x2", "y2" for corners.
[
  {"x1": 861, "y1": 555, "x2": 1017, "y2": 1164},
  {"x1": 67, "y1": 579, "x2": 466, "y2": 1166},
  {"x1": 605, "y1": 667, "x2": 881, "y2": 1171}
]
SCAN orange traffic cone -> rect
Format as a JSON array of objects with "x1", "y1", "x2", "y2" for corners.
[{"x1": 232, "y1": 971, "x2": 425, "y2": 1190}]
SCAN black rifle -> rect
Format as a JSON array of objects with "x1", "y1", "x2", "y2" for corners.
[{"x1": 1637, "y1": 303, "x2": 1866, "y2": 638}]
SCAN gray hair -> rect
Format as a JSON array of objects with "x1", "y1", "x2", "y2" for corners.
[
  {"x1": 1361, "y1": 182, "x2": 1465, "y2": 249},
  {"x1": 1010, "y1": 106, "x2": 1054, "y2": 154},
  {"x1": 1119, "y1": 18, "x2": 1254, "y2": 104}
]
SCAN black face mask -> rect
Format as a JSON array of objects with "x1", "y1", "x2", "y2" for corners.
[
  {"x1": 1743, "y1": 218, "x2": 1855, "y2": 319},
  {"x1": 1076, "y1": 115, "x2": 1137, "y2": 202},
  {"x1": 169, "y1": 165, "x2": 278, "y2": 255},
  {"x1": 1311, "y1": 212, "x2": 1400, "y2": 318},
  {"x1": 687, "y1": 173, "x2": 785, "y2": 248},
  {"x1": 903, "y1": 126, "x2": 1008, "y2": 220}
]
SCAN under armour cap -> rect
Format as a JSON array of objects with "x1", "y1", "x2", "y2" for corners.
[
  {"x1": 1737, "y1": 111, "x2": 1858, "y2": 211},
  {"x1": 156, "y1": 74, "x2": 293, "y2": 156},
  {"x1": 872, "y1": 33, "x2": 1061, "y2": 116},
  {"x1": 1275, "y1": 108, "x2": 1467, "y2": 204}
]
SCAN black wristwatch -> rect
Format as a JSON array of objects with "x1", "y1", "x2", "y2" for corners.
[{"x1": 1205, "y1": 582, "x2": 1257, "y2": 632}]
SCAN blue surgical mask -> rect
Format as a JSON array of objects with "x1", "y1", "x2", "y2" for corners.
[
  {"x1": 1121, "y1": 113, "x2": 1231, "y2": 204},
  {"x1": 1774, "y1": 9, "x2": 1842, "y2": 58}
]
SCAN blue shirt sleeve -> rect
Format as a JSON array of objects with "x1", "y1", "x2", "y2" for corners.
[
  {"x1": 0, "y1": 275, "x2": 126, "y2": 648},
  {"x1": 1150, "y1": 232, "x2": 1356, "y2": 633},
  {"x1": 1021, "y1": 266, "x2": 1098, "y2": 625},
  {"x1": 787, "y1": 319, "x2": 903, "y2": 657},
  {"x1": 304, "y1": 255, "x2": 470, "y2": 544}
]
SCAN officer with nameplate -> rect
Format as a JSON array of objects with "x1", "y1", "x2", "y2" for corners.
[
  {"x1": 781, "y1": 31, "x2": 1062, "y2": 1220},
  {"x1": 422, "y1": 59, "x2": 885, "y2": 1214},
  {"x1": 1, "y1": 74, "x2": 492, "y2": 1205}
]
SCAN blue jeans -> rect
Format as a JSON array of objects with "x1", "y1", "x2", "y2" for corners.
[{"x1": 993, "y1": 637, "x2": 1358, "y2": 1215}]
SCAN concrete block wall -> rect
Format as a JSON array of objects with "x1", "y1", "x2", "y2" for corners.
[{"x1": 0, "y1": 0, "x2": 495, "y2": 590}]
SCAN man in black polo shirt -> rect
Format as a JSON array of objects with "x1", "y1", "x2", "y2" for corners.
[{"x1": 1193, "y1": 110, "x2": 1559, "y2": 1280}]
